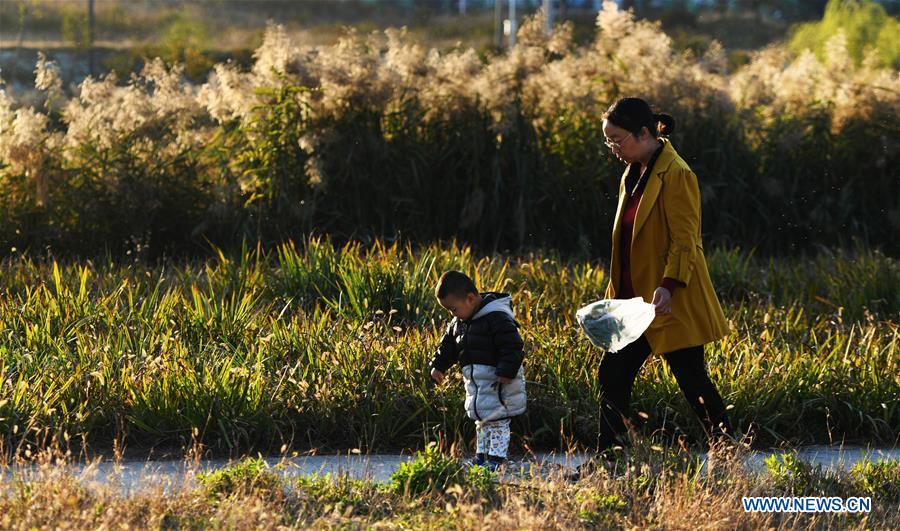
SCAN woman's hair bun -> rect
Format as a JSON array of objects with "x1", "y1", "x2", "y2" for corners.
[
  {"x1": 603, "y1": 98, "x2": 676, "y2": 138},
  {"x1": 654, "y1": 112, "x2": 676, "y2": 136}
]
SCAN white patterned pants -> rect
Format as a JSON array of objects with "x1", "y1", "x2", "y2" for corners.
[{"x1": 475, "y1": 418, "x2": 511, "y2": 459}]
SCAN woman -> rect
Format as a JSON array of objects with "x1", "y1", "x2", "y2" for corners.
[{"x1": 593, "y1": 97, "x2": 733, "y2": 458}]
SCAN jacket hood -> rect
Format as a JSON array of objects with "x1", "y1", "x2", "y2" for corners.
[{"x1": 471, "y1": 292, "x2": 515, "y2": 321}]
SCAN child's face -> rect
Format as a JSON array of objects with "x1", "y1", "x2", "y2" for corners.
[{"x1": 438, "y1": 292, "x2": 480, "y2": 321}]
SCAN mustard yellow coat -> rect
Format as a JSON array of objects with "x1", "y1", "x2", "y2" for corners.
[{"x1": 604, "y1": 140, "x2": 729, "y2": 354}]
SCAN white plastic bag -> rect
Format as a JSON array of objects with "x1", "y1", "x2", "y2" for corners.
[{"x1": 576, "y1": 297, "x2": 656, "y2": 352}]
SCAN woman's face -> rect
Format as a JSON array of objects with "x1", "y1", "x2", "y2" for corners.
[{"x1": 603, "y1": 120, "x2": 643, "y2": 164}]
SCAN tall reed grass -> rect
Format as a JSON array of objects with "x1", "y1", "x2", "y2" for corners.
[{"x1": 1, "y1": 3, "x2": 897, "y2": 257}]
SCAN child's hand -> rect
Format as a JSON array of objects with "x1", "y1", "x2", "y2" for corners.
[
  {"x1": 497, "y1": 375, "x2": 513, "y2": 385},
  {"x1": 430, "y1": 368, "x2": 445, "y2": 385}
]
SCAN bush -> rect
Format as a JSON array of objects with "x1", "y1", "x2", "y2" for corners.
[
  {"x1": 389, "y1": 443, "x2": 497, "y2": 498},
  {"x1": 765, "y1": 453, "x2": 825, "y2": 495},
  {"x1": 295, "y1": 474, "x2": 381, "y2": 516},
  {"x1": 576, "y1": 489, "x2": 628, "y2": 527},
  {"x1": 389, "y1": 443, "x2": 463, "y2": 497},
  {"x1": 849, "y1": 459, "x2": 900, "y2": 499},
  {"x1": 198, "y1": 458, "x2": 285, "y2": 499},
  {"x1": 790, "y1": 0, "x2": 900, "y2": 69}
]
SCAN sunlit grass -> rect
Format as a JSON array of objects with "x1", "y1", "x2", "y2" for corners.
[
  {"x1": 0, "y1": 445, "x2": 896, "y2": 529},
  {"x1": 0, "y1": 238, "x2": 895, "y2": 456}
]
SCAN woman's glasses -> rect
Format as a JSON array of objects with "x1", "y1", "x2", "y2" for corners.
[{"x1": 604, "y1": 132, "x2": 633, "y2": 150}]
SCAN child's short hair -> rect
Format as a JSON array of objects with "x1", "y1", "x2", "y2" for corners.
[{"x1": 435, "y1": 271, "x2": 478, "y2": 299}]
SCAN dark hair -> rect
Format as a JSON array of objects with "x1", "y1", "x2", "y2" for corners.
[
  {"x1": 602, "y1": 97, "x2": 676, "y2": 138},
  {"x1": 435, "y1": 270, "x2": 478, "y2": 299}
]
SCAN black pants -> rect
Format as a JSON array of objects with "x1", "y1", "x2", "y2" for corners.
[{"x1": 596, "y1": 335, "x2": 733, "y2": 450}]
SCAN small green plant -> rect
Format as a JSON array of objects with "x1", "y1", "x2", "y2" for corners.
[
  {"x1": 295, "y1": 474, "x2": 379, "y2": 515},
  {"x1": 462, "y1": 463, "x2": 498, "y2": 498},
  {"x1": 389, "y1": 443, "x2": 463, "y2": 497},
  {"x1": 849, "y1": 459, "x2": 899, "y2": 499},
  {"x1": 197, "y1": 458, "x2": 284, "y2": 499},
  {"x1": 765, "y1": 453, "x2": 823, "y2": 494},
  {"x1": 575, "y1": 489, "x2": 627, "y2": 527}
]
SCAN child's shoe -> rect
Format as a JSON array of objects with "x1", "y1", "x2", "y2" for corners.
[
  {"x1": 463, "y1": 453, "x2": 486, "y2": 469},
  {"x1": 483, "y1": 456, "x2": 505, "y2": 472}
]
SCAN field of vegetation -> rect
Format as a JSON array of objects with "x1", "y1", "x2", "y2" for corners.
[
  {"x1": 1, "y1": 2, "x2": 897, "y2": 526},
  {"x1": 2, "y1": 446, "x2": 898, "y2": 529},
  {"x1": 1, "y1": 2, "x2": 897, "y2": 257},
  {"x1": 0, "y1": 238, "x2": 895, "y2": 457}
]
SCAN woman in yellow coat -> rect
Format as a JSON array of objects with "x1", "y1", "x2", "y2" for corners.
[{"x1": 593, "y1": 97, "x2": 733, "y2": 456}]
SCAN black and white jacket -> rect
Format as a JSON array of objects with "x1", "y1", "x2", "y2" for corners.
[{"x1": 429, "y1": 292, "x2": 526, "y2": 422}]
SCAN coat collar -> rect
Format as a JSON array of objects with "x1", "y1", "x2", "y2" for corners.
[
  {"x1": 612, "y1": 139, "x2": 678, "y2": 245},
  {"x1": 471, "y1": 292, "x2": 514, "y2": 322}
]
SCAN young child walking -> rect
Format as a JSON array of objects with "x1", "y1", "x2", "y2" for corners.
[{"x1": 429, "y1": 271, "x2": 526, "y2": 470}]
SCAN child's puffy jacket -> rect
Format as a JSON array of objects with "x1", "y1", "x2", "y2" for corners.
[{"x1": 429, "y1": 292, "x2": 526, "y2": 422}]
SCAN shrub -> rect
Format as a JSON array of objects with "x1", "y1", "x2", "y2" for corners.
[
  {"x1": 789, "y1": 0, "x2": 900, "y2": 69},
  {"x1": 198, "y1": 458, "x2": 285, "y2": 499},
  {"x1": 849, "y1": 459, "x2": 900, "y2": 499},
  {"x1": 389, "y1": 443, "x2": 497, "y2": 498},
  {"x1": 576, "y1": 489, "x2": 628, "y2": 527}
]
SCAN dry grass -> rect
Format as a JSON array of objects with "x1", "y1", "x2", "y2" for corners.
[{"x1": 0, "y1": 444, "x2": 895, "y2": 530}]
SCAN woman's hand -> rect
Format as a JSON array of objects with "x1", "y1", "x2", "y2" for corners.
[
  {"x1": 430, "y1": 368, "x2": 445, "y2": 385},
  {"x1": 651, "y1": 287, "x2": 672, "y2": 315},
  {"x1": 497, "y1": 376, "x2": 513, "y2": 385}
]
